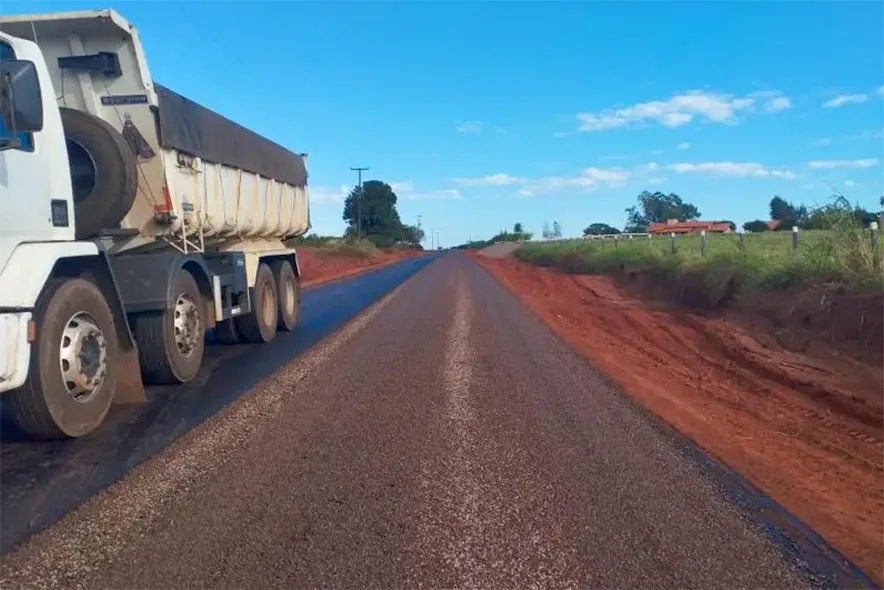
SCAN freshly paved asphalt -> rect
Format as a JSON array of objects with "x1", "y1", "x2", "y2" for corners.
[
  {"x1": 0, "y1": 254, "x2": 437, "y2": 555},
  {"x1": 0, "y1": 253, "x2": 874, "y2": 589}
]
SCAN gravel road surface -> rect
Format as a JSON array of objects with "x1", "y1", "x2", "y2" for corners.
[{"x1": 0, "y1": 253, "x2": 849, "y2": 588}]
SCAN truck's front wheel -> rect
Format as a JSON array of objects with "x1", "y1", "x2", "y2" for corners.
[
  {"x1": 7, "y1": 278, "x2": 118, "y2": 439},
  {"x1": 133, "y1": 270, "x2": 205, "y2": 385}
]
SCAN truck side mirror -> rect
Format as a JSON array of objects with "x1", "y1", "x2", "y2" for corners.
[{"x1": 0, "y1": 59, "x2": 44, "y2": 135}]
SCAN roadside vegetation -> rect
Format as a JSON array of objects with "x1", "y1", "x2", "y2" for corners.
[
  {"x1": 515, "y1": 194, "x2": 883, "y2": 307},
  {"x1": 453, "y1": 223, "x2": 534, "y2": 250},
  {"x1": 288, "y1": 178, "x2": 427, "y2": 256}
]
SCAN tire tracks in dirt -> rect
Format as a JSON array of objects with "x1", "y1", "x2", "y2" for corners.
[{"x1": 474, "y1": 254, "x2": 883, "y2": 583}]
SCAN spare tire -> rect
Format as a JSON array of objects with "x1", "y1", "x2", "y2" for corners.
[{"x1": 60, "y1": 108, "x2": 138, "y2": 239}]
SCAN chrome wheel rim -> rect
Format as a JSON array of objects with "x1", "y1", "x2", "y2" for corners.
[
  {"x1": 59, "y1": 312, "x2": 108, "y2": 403},
  {"x1": 174, "y1": 294, "x2": 201, "y2": 357}
]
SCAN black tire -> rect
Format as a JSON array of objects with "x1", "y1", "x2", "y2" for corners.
[
  {"x1": 236, "y1": 263, "x2": 278, "y2": 344},
  {"x1": 60, "y1": 107, "x2": 138, "y2": 239},
  {"x1": 272, "y1": 260, "x2": 300, "y2": 331},
  {"x1": 214, "y1": 319, "x2": 241, "y2": 344},
  {"x1": 7, "y1": 278, "x2": 118, "y2": 440},
  {"x1": 133, "y1": 270, "x2": 205, "y2": 385}
]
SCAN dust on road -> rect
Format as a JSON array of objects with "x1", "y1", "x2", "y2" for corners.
[{"x1": 0, "y1": 254, "x2": 845, "y2": 589}]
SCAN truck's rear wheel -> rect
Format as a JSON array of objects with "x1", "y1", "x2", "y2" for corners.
[
  {"x1": 272, "y1": 260, "x2": 299, "y2": 331},
  {"x1": 7, "y1": 278, "x2": 118, "y2": 439},
  {"x1": 133, "y1": 270, "x2": 205, "y2": 384},
  {"x1": 236, "y1": 262, "x2": 278, "y2": 344}
]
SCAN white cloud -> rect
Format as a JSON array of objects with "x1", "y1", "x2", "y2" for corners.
[
  {"x1": 822, "y1": 94, "x2": 868, "y2": 108},
  {"x1": 575, "y1": 90, "x2": 763, "y2": 132},
  {"x1": 677, "y1": 142, "x2": 691, "y2": 150},
  {"x1": 878, "y1": 85, "x2": 884, "y2": 97},
  {"x1": 600, "y1": 155, "x2": 630, "y2": 160},
  {"x1": 517, "y1": 167, "x2": 631, "y2": 196},
  {"x1": 807, "y1": 158, "x2": 879, "y2": 169},
  {"x1": 450, "y1": 173, "x2": 526, "y2": 186},
  {"x1": 455, "y1": 120, "x2": 483, "y2": 133},
  {"x1": 390, "y1": 181, "x2": 414, "y2": 193},
  {"x1": 844, "y1": 180, "x2": 857, "y2": 188},
  {"x1": 401, "y1": 188, "x2": 462, "y2": 201},
  {"x1": 310, "y1": 184, "x2": 350, "y2": 203},
  {"x1": 584, "y1": 167, "x2": 630, "y2": 185},
  {"x1": 553, "y1": 131, "x2": 576, "y2": 137},
  {"x1": 815, "y1": 137, "x2": 832, "y2": 146},
  {"x1": 646, "y1": 162, "x2": 659, "y2": 171},
  {"x1": 765, "y1": 96, "x2": 792, "y2": 112},
  {"x1": 454, "y1": 165, "x2": 633, "y2": 198},
  {"x1": 851, "y1": 128, "x2": 884, "y2": 140},
  {"x1": 669, "y1": 161, "x2": 796, "y2": 179},
  {"x1": 649, "y1": 149, "x2": 665, "y2": 155},
  {"x1": 648, "y1": 176, "x2": 668, "y2": 185}
]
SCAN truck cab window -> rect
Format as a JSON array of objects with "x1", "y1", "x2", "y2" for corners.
[{"x1": 0, "y1": 41, "x2": 35, "y2": 152}]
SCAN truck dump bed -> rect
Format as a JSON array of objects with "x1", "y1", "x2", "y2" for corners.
[{"x1": 0, "y1": 10, "x2": 310, "y2": 248}]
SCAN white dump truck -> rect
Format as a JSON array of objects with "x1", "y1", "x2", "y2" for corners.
[{"x1": 0, "y1": 10, "x2": 310, "y2": 439}]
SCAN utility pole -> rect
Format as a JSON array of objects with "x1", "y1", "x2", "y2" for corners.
[{"x1": 350, "y1": 166, "x2": 369, "y2": 239}]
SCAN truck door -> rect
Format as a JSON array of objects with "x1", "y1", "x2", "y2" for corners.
[{"x1": 0, "y1": 36, "x2": 75, "y2": 274}]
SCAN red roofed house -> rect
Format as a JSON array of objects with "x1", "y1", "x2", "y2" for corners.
[{"x1": 647, "y1": 219, "x2": 734, "y2": 235}]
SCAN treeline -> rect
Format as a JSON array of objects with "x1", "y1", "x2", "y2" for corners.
[
  {"x1": 453, "y1": 223, "x2": 533, "y2": 250},
  {"x1": 581, "y1": 191, "x2": 883, "y2": 235},
  {"x1": 742, "y1": 195, "x2": 881, "y2": 232}
]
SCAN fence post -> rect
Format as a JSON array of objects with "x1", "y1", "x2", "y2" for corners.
[
  {"x1": 670, "y1": 232, "x2": 676, "y2": 255},
  {"x1": 739, "y1": 230, "x2": 745, "y2": 252},
  {"x1": 700, "y1": 230, "x2": 707, "y2": 259},
  {"x1": 871, "y1": 221, "x2": 880, "y2": 249},
  {"x1": 792, "y1": 226, "x2": 799, "y2": 254}
]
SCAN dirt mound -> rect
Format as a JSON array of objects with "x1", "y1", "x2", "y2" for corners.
[
  {"x1": 618, "y1": 268, "x2": 884, "y2": 365},
  {"x1": 479, "y1": 242, "x2": 522, "y2": 258},
  {"x1": 474, "y1": 254, "x2": 884, "y2": 581},
  {"x1": 298, "y1": 248, "x2": 420, "y2": 287}
]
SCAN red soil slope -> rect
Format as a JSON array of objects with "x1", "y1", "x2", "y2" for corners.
[
  {"x1": 298, "y1": 249, "x2": 420, "y2": 288},
  {"x1": 475, "y1": 255, "x2": 884, "y2": 581}
]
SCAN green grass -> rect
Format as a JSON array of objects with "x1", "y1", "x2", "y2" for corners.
[{"x1": 516, "y1": 219, "x2": 883, "y2": 306}]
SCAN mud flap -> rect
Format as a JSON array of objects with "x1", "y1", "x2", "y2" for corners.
[{"x1": 111, "y1": 344, "x2": 147, "y2": 405}]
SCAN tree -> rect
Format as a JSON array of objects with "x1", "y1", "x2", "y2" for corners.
[
  {"x1": 769, "y1": 196, "x2": 793, "y2": 221},
  {"x1": 513, "y1": 222, "x2": 524, "y2": 234},
  {"x1": 552, "y1": 221, "x2": 563, "y2": 238},
  {"x1": 768, "y1": 195, "x2": 808, "y2": 229},
  {"x1": 342, "y1": 180, "x2": 417, "y2": 247},
  {"x1": 742, "y1": 220, "x2": 769, "y2": 232},
  {"x1": 397, "y1": 224, "x2": 425, "y2": 247},
  {"x1": 583, "y1": 223, "x2": 621, "y2": 236},
  {"x1": 625, "y1": 191, "x2": 701, "y2": 232}
]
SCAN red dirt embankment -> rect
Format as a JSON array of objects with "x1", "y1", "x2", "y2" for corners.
[
  {"x1": 474, "y1": 255, "x2": 884, "y2": 581},
  {"x1": 298, "y1": 248, "x2": 421, "y2": 288}
]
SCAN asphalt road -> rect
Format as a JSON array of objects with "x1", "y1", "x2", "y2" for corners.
[{"x1": 0, "y1": 253, "x2": 874, "y2": 589}]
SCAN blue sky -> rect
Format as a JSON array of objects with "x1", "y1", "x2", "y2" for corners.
[{"x1": 5, "y1": 1, "x2": 883, "y2": 246}]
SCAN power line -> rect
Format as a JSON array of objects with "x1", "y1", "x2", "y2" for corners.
[{"x1": 350, "y1": 166, "x2": 369, "y2": 239}]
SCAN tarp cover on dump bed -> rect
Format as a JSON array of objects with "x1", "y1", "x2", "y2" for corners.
[{"x1": 154, "y1": 84, "x2": 307, "y2": 187}]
